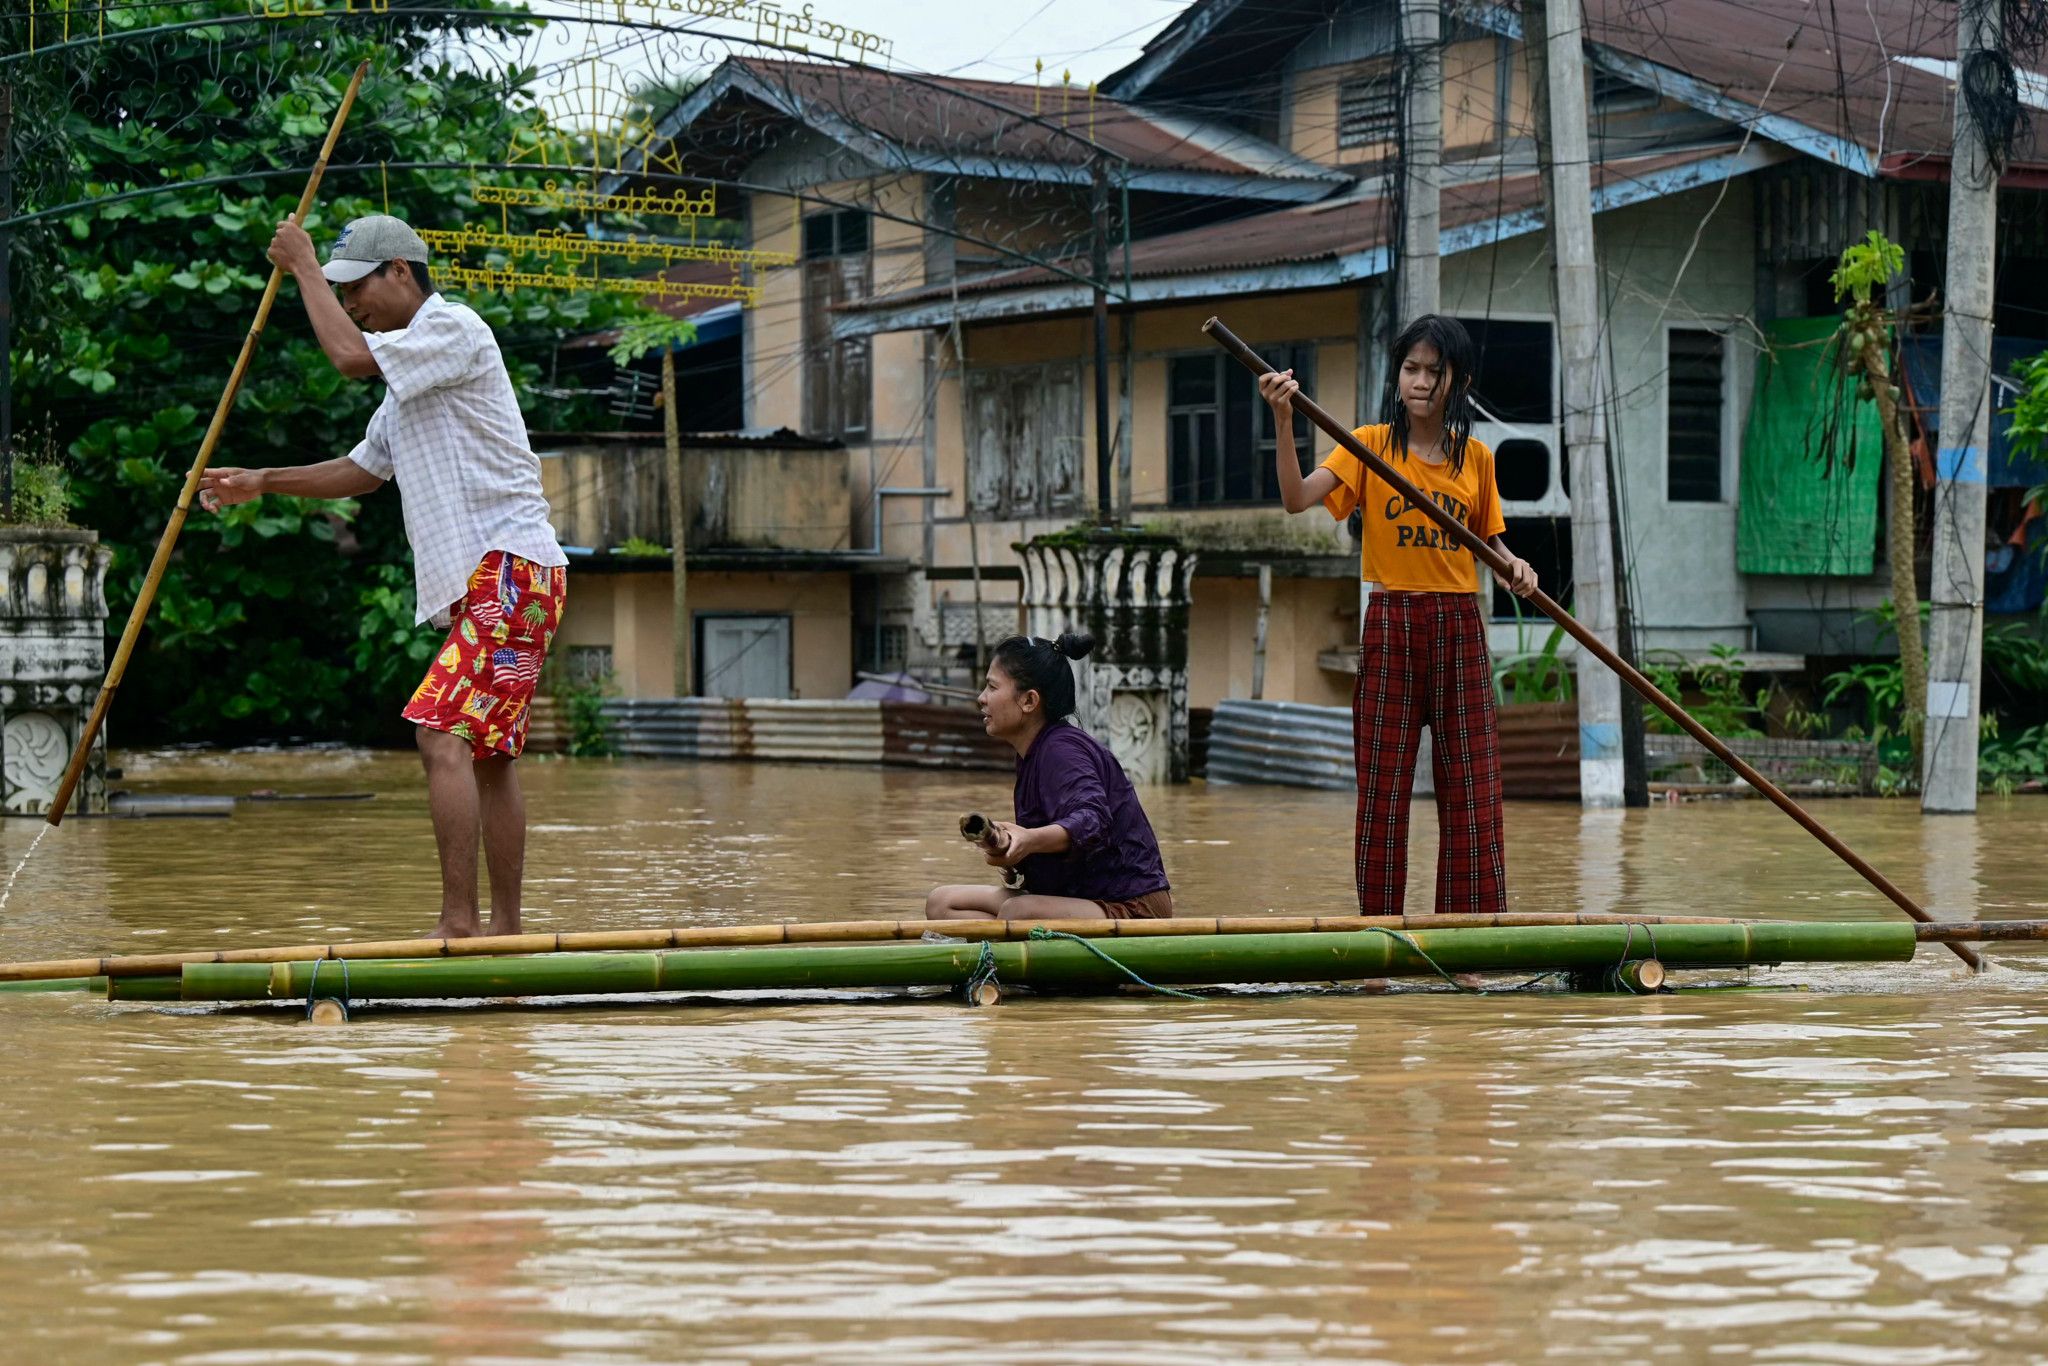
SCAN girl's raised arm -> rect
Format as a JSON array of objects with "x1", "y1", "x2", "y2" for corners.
[{"x1": 1258, "y1": 370, "x2": 1341, "y2": 514}]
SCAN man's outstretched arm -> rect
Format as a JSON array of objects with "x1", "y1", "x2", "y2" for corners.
[{"x1": 199, "y1": 458, "x2": 385, "y2": 511}]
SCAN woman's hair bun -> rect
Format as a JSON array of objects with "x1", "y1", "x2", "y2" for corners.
[{"x1": 1052, "y1": 630, "x2": 1096, "y2": 661}]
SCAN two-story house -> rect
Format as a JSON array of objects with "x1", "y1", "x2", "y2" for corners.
[{"x1": 579, "y1": 0, "x2": 2047, "y2": 709}]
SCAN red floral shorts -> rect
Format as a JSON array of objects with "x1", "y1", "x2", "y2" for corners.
[{"x1": 402, "y1": 551, "x2": 567, "y2": 759}]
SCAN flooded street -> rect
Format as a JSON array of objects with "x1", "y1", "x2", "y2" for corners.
[{"x1": 3, "y1": 751, "x2": 2048, "y2": 1362}]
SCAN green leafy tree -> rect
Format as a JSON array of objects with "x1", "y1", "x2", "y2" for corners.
[{"x1": 5, "y1": 3, "x2": 638, "y2": 740}]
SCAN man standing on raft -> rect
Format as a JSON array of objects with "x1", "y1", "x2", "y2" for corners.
[{"x1": 198, "y1": 215, "x2": 569, "y2": 939}]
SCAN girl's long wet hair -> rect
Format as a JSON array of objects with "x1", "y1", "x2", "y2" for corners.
[
  {"x1": 1382, "y1": 313, "x2": 1479, "y2": 477},
  {"x1": 990, "y1": 631, "x2": 1097, "y2": 721}
]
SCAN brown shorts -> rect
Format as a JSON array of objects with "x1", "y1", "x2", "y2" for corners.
[{"x1": 1097, "y1": 889, "x2": 1173, "y2": 920}]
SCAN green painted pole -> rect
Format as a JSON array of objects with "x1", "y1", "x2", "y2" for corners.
[{"x1": 168, "y1": 924, "x2": 1919, "y2": 1004}]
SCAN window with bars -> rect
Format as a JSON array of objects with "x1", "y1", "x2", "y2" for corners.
[
  {"x1": 802, "y1": 210, "x2": 871, "y2": 441},
  {"x1": 1667, "y1": 328, "x2": 1728, "y2": 502},
  {"x1": 1166, "y1": 345, "x2": 1316, "y2": 507},
  {"x1": 1338, "y1": 71, "x2": 1400, "y2": 150}
]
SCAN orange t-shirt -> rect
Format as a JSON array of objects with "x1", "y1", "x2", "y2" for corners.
[{"x1": 1319, "y1": 426, "x2": 1507, "y2": 593}]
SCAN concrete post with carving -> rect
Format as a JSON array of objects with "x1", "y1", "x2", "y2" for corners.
[
  {"x1": 1016, "y1": 530, "x2": 1196, "y2": 784},
  {"x1": 0, "y1": 528, "x2": 112, "y2": 816}
]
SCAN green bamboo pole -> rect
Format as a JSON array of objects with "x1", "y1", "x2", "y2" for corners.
[
  {"x1": 105, "y1": 975, "x2": 182, "y2": 1002},
  {"x1": 47, "y1": 60, "x2": 373, "y2": 825},
  {"x1": 167, "y1": 923, "x2": 1918, "y2": 1004},
  {"x1": 0, "y1": 910, "x2": 1744, "y2": 983},
  {"x1": 0, "y1": 974, "x2": 106, "y2": 994}
]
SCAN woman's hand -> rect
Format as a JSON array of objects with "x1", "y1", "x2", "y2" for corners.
[
  {"x1": 1257, "y1": 368, "x2": 1298, "y2": 421},
  {"x1": 983, "y1": 820, "x2": 1030, "y2": 868}
]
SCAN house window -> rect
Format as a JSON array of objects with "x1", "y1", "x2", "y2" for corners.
[
  {"x1": 1667, "y1": 328, "x2": 1727, "y2": 502},
  {"x1": 1338, "y1": 70, "x2": 1400, "y2": 150},
  {"x1": 1167, "y1": 345, "x2": 1316, "y2": 507},
  {"x1": 802, "y1": 209, "x2": 871, "y2": 441},
  {"x1": 564, "y1": 645, "x2": 614, "y2": 689},
  {"x1": 965, "y1": 362, "x2": 1085, "y2": 518},
  {"x1": 1453, "y1": 316, "x2": 1554, "y2": 425}
]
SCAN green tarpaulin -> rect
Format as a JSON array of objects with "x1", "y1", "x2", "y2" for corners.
[{"x1": 1737, "y1": 315, "x2": 1884, "y2": 576}]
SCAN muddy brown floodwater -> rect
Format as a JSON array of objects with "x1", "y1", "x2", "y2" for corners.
[{"x1": 3, "y1": 748, "x2": 2047, "y2": 1363}]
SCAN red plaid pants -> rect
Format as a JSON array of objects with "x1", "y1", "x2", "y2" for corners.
[{"x1": 1352, "y1": 590, "x2": 1506, "y2": 915}]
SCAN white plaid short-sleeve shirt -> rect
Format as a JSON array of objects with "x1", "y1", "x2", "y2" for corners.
[{"x1": 346, "y1": 294, "x2": 566, "y2": 625}]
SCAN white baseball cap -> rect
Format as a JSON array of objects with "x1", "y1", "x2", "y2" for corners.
[{"x1": 321, "y1": 214, "x2": 431, "y2": 284}]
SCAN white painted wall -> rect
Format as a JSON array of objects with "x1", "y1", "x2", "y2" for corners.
[{"x1": 1442, "y1": 179, "x2": 1760, "y2": 654}]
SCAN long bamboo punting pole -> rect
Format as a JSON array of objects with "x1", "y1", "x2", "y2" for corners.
[
  {"x1": 45, "y1": 61, "x2": 372, "y2": 827},
  {"x1": 0, "y1": 911, "x2": 1741, "y2": 984},
  {"x1": 1201, "y1": 316, "x2": 1982, "y2": 972},
  {"x1": 152, "y1": 922, "x2": 1922, "y2": 1004}
]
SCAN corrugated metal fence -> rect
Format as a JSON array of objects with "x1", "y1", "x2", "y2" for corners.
[
  {"x1": 1205, "y1": 699, "x2": 1436, "y2": 797},
  {"x1": 1204, "y1": 700, "x2": 1590, "y2": 800},
  {"x1": 526, "y1": 697, "x2": 1010, "y2": 771}
]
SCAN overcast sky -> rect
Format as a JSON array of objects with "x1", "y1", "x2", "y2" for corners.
[{"x1": 839, "y1": 0, "x2": 1180, "y2": 83}]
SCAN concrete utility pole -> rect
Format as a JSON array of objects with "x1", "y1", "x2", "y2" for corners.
[
  {"x1": 1398, "y1": 0, "x2": 1442, "y2": 322},
  {"x1": 1923, "y1": 1, "x2": 2003, "y2": 812},
  {"x1": 1525, "y1": 3, "x2": 1648, "y2": 807},
  {"x1": 1534, "y1": 0, "x2": 1625, "y2": 807},
  {"x1": 1090, "y1": 159, "x2": 1114, "y2": 525}
]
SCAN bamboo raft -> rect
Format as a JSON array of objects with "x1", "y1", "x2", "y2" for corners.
[{"x1": 1, "y1": 914, "x2": 2037, "y2": 1010}]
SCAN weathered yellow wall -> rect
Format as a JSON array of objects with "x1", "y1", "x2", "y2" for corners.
[
  {"x1": 748, "y1": 190, "x2": 805, "y2": 435},
  {"x1": 1288, "y1": 64, "x2": 1347, "y2": 167},
  {"x1": 745, "y1": 175, "x2": 931, "y2": 554},
  {"x1": 1443, "y1": 38, "x2": 1502, "y2": 152},
  {"x1": 549, "y1": 570, "x2": 853, "y2": 700},
  {"x1": 865, "y1": 176, "x2": 930, "y2": 453},
  {"x1": 540, "y1": 444, "x2": 851, "y2": 552},
  {"x1": 1188, "y1": 577, "x2": 1357, "y2": 710},
  {"x1": 1286, "y1": 39, "x2": 1507, "y2": 166}
]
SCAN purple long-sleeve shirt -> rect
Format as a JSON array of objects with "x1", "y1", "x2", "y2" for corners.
[{"x1": 1013, "y1": 722, "x2": 1169, "y2": 902}]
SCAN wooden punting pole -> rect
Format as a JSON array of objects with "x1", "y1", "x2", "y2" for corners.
[{"x1": 1201, "y1": 316, "x2": 1983, "y2": 972}]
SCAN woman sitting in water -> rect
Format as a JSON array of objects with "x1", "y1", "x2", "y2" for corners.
[{"x1": 924, "y1": 631, "x2": 1173, "y2": 921}]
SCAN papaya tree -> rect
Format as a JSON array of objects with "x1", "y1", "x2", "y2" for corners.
[{"x1": 1831, "y1": 230, "x2": 1924, "y2": 754}]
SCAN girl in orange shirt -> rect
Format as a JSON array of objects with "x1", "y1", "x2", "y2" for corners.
[{"x1": 1259, "y1": 314, "x2": 1540, "y2": 914}]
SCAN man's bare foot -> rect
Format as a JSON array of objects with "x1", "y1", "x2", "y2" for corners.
[
  {"x1": 430, "y1": 915, "x2": 480, "y2": 940},
  {"x1": 486, "y1": 913, "x2": 522, "y2": 938}
]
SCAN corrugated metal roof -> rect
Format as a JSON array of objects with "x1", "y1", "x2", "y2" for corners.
[
  {"x1": 851, "y1": 143, "x2": 1739, "y2": 308},
  {"x1": 655, "y1": 57, "x2": 1347, "y2": 186},
  {"x1": 1110, "y1": 0, "x2": 2048, "y2": 172},
  {"x1": 1576, "y1": 0, "x2": 2043, "y2": 169}
]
